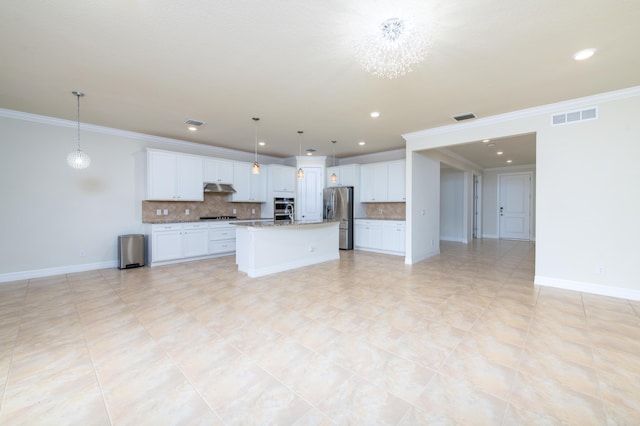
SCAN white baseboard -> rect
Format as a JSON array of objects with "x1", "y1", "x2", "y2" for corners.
[
  {"x1": 405, "y1": 248, "x2": 440, "y2": 265},
  {"x1": 440, "y1": 236, "x2": 464, "y2": 242},
  {"x1": 0, "y1": 260, "x2": 119, "y2": 284},
  {"x1": 535, "y1": 275, "x2": 640, "y2": 301},
  {"x1": 243, "y1": 253, "x2": 339, "y2": 278},
  {"x1": 482, "y1": 234, "x2": 498, "y2": 239}
]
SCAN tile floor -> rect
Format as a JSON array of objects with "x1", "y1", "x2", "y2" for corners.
[{"x1": 1, "y1": 240, "x2": 639, "y2": 425}]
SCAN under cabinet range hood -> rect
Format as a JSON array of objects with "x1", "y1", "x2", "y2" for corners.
[{"x1": 203, "y1": 182, "x2": 236, "y2": 193}]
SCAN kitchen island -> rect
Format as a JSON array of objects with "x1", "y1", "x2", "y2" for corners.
[{"x1": 235, "y1": 221, "x2": 339, "y2": 277}]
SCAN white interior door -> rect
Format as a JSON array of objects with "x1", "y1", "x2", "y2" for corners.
[
  {"x1": 298, "y1": 167, "x2": 323, "y2": 222},
  {"x1": 498, "y1": 172, "x2": 531, "y2": 240}
]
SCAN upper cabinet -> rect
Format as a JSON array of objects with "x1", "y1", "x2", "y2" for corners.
[
  {"x1": 326, "y1": 164, "x2": 359, "y2": 187},
  {"x1": 270, "y1": 165, "x2": 296, "y2": 193},
  {"x1": 360, "y1": 160, "x2": 405, "y2": 202},
  {"x1": 147, "y1": 149, "x2": 203, "y2": 201},
  {"x1": 229, "y1": 162, "x2": 267, "y2": 202},
  {"x1": 203, "y1": 158, "x2": 234, "y2": 184}
]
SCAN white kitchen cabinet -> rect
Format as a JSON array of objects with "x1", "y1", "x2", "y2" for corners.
[
  {"x1": 183, "y1": 223, "x2": 209, "y2": 258},
  {"x1": 209, "y1": 222, "x2": 236, "y2": 254},
  {"x1": 327, "y1": 164, "x2": 359, "y2": 187},
  {"x1": 354, "y1": 220, "x2": 383, "y2": 250},
  {"x1": 270, "y1": 165, "x2": 296, "y2": 193},
  {"x1": 230, "y1": 162, "x2": 267, "y2": 202},
  {"x1": 150, "y1": 224, "x2": 184, "y2": 262},
  {"x1": 355, "y1": 219, "x2": 405, "y2": 255},
  {"x1": 204, "y1": 158, "x2": 234, "y2": 184},
  {"x1": 147, "y1": 149, "x2": 203, "y2": 201},
  {"x1": 387, "y1": 160, "x2": 406, "y2": 202},
  {"x1": 360, "y1": 163, "x2": 388, "y2": 202},
  {"x1": 382, "y1": 221, "x2": 406, "y2": 253},
  {"x1": 359, "y1": 160, "x2": 405, "y2": 203},
  {"x1": 148, "y1": 221, "x2": 235, "y2": 266}
]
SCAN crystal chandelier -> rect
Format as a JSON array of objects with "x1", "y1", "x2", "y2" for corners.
[
  {"x1": 67, "y1": 91, "x2": 91, "y2": 169},
  {"x1": 251, "y1": 117, "x2": 260, "y2": 174},
  {"x1": 355, "y1": 17, "x2": 427, "y2": 79}
]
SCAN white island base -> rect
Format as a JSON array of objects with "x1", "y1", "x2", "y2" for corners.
[{"x1": 235, "y1": 221, "x2": 339, "y2": 278}]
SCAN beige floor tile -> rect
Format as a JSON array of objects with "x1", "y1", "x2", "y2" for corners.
[{"x1": 2, "y1": 240, "x2": 640, "y2": 424}]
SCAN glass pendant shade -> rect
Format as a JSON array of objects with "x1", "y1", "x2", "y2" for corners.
[
  {"x1": 67, "y1": 91, "x2": 90, "y2": 169},
  {"x1": 331, "y1": 173, "x2": 337, "y2": 183},
  {"x1": 297, "y1": 167, "x2": 304, "y2": 179},
  {"x1": 252, "y1": 161, "x2": 260, "y2": 174},
  {"x1": 67, "y1": 149, "x2": 91, "y2": 169}
]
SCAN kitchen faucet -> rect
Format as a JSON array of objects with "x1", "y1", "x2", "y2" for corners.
[{"x1": 284, "y1": 203, "x2": 294, "y2": 223}]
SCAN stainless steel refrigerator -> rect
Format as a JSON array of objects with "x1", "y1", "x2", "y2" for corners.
[{"x1": 323, "y1": 186, "x2": 354, "y2": 250}]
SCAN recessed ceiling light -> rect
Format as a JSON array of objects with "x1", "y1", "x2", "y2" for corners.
[
  {"x1": 572, "y1": 48, "x2": 597, "y2": 61},
  {"x1": 487, "y1": 143, "x2": 495, "y2": 147},
  {"x1": 497, "y1": 151, "x2": 504, "y2": 155},
  {"x1": 370, "y1": 111, "x2": 380, "y2": 118},
  {"x1": 187, "y1": 126, "x2": 197, "y2": 131},
  {"x1": 507, "y1": 159, "x2": 513, "y2": 163},
  {"x1": 482, "y1": 139, "x2": 490, "y2": 143},
  {"x1": 258, "y1": 141, "x2": 265, "y2": 146},
  {"x1": 358, "y1": 141, "x2": 366, "y2": 146}
]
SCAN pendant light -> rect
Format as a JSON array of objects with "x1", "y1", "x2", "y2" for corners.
[
  {"x1": 330, "y1": 140, "x2": 337, "y2": 183},
  {"x1": 251, "y1": 117, "x2": 260, "y2": 174},
  {"x1": 297, "y1": 130, "x2": 304, "y2": 179},
  {"x1": 67, "y1": 91, "x2": 91, "y2": 169}
]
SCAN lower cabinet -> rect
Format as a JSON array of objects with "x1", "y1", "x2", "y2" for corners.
[
  {"x1": 148, "y1": 222, "x2": 235, "y2": 266},
  {"x1": 209, "y1": 222, "x2": 236, "y2": 254},
  {"x1": 355, "y1": 219, "x2": 405, "y2": 255}
]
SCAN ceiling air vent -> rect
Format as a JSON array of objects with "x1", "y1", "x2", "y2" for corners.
[
  {"x1": 185, "y1": 119, "x2": 205, "y2": 127},
  {"x1": 551, "y1": 107, "x2": 597, "y2": 126},
  {"x1": 453, "y1": 112, "x2": 476, "y2": 122}
]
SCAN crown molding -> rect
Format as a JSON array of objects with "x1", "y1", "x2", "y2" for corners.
[
  {"x1": 0, "y1": 107, "x2": 284, "y2": 164},
  {"x1": 402, "y1": 85, "x2": 640, "y2": 141}
]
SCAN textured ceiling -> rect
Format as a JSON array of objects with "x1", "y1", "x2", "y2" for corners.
[{"x1": 1, "y1": 0, "x2": 639, "y2": 165}]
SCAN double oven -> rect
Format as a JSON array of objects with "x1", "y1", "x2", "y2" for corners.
[{"x1": 274, "y1": 197, "x2": 295, "y2": 223}]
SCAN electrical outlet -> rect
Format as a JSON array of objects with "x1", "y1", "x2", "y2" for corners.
[
  {"x1": 378, "y1": 209, "x2": 383, "y2": 215},
  {"x1": 597, "y1": 265, "x2": 606, "y2": 275},
  {"x1": 233, "y1": 208, "x2": 237, "y2": 214},
  {"x1": 163, "y1": 209, "x2": 168, "y2": 215},
  {"x1": 156, "y1": 209, "x2": 161, "y2": 216},
  {"x1": 185, "y1": 209, "x2": 190, "y2": 215},
  {"x1": 79, "y1": 249, "x2": 85, "y2": 257},
  {"x1": 251, "y1": 208, "x2": 255, "y2": 214}
]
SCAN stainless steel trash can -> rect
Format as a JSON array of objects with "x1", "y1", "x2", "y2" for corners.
[{"x1": 118, "y1": 234, "x2": 145, "y2": 269}]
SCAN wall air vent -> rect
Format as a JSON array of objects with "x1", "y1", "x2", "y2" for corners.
[
  {"x1": 551, "y1": 107, "x2": 598, "y2": 126},
  {"x1": 185, "y1": 119, "x2": 205, "y2": 127},
  {"x1": 452, "y1": 112, "x2": 477, "y2": 122}
]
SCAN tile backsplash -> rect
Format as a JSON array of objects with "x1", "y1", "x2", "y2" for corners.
[
  {"x1": 364, "y1": 203, "x2": 406, "y2": 220},
  {"x1": 142, "y1": 193, "x2": 263, "y2": 223}
]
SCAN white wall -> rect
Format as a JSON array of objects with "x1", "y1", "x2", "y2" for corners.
[
  {"x1": 404, "y1": 86, "x2": 640, "y2": 300},
  {"x1": 405, "y1": 152, "x2": 440, "y2": 264},
  {"x1": 440, "y1": 169, "x2": 464, "y2": 242},
  {"x1": 0, "y1": 111, "x2": 283, "y2": 281}
]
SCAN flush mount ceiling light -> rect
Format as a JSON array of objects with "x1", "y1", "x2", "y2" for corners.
[
  {"x1": 67, "y1": 91, "x2": 91, "y2": 170},
  {"x1": 370, "y1": 111, "x2": 380, "y2": 118},
  {"x1": 355, "y1": 17, "x2": 427, "y2": 79},
  {"x1": 482, "y1": 139, "x2": 490, "y2": 143},
  {"x1": 572, "y1": 48, "x2": 597, "y2": 61},
  {"x1": 507, "y1": 160, "x2": 513, "y2": 163},
  {"x1": 251, "y1": 117, "x2": 260, "y2": 174},
  {"x1": 297, "y1": 130, "x2": 304, "y2": 179},
  {"x1": 497, "y1": 151, "x2": 504, "y2": 155},
  {"x1": 358, "y1": 141, "x2": 366, "y2": 146}
]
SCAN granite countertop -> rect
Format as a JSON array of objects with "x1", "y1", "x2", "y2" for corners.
[
  {"x1": 234, "y1": 219, "x2": 339, "y2": 228},
  {"x1": 143, "y1": 218, "x2": 272, "y2": 224}
]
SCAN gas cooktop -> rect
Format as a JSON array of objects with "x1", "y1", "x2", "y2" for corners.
[{"x1": 199, "y1": 216, "x2": 237, "y2": 220}]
